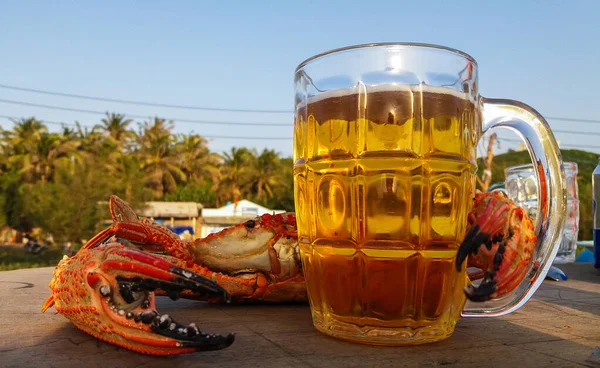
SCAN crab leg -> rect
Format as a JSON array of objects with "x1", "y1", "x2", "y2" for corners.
[
  {"x1": 81, "y1": 195, "x2": 193, "y2": 260},
  {"x1": 97, "y1": 247, "x2": 229, "y2": 297}
]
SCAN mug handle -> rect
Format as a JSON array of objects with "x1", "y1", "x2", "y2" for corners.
[{"x1": 461, "y1": 98, "x2": 567, "y2": 317}]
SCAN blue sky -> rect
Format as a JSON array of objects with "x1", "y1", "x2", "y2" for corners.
[{"x1": 1, "y1": 1, "x2": 599, "y2": 158}]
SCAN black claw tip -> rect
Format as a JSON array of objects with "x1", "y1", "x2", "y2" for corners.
[
  {"x1": 150, "y1": 324, "x2": 235, "y2": 351},
  {"x1": 116, "y1": 266, "x2": 231, "y2": 304},
  {"x1": 484, "y1": 240, "x2": 492, "y2": 251},
  {"x1": 456, "y1": 225, "x2": 489, "y2": 271},
  {"x1": 493, "y1": 252, "x2": 503, "y2": 269},
  {"x1": 464, "y1": 279, "x2": 498, "y2": 302},
  {"x1": 170, "y1": 266, "x2": 230, "y2": 301}
]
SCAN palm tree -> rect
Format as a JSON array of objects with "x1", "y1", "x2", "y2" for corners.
[
  {"x1": 175, "y1": 134, "x2": 222, "y2": 188},
  {"x1": 95, "y1": 113, "x2": 134, "y2": 147},
  {"x1": 72, "y1": 123, "x2": 108, "y2": 156},
  {"x1": 28, "y1": 132, "x2": 81, "y2": 183},
  {"x1": 251, "y1": 148, "x2": 282, "y2": 202},
  {"x1": 217, "y1": 147, "x2": 255, "y2": 205},
  {"x1": 2, "y1": 117, "x2": 46, "y2": 157},
  {"x1": 269, "y1": 156, "x2": 295, "y2": 211},
  {"x1": 1, "y1": 118, "x2": 78, "y2": 183},
  {"x1": 0, "y1": 118, "x2": 76, "y2": 238},
  {"x1": 136, "y1": 118, "x2": 186, "y2": 199},
  {"x1": 61, "y1": 126, "x2": 78, "y2": 140},
  {"x1": 106, "y1": 154, "x2": 153, "y2": 205}
]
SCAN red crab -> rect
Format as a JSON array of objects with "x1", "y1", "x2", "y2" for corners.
[{"x1": 42, "y1": 191, "x2": 536, "y2": 356}]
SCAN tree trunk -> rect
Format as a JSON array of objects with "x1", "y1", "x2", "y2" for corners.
[
  {"x1": 479, "y1": 133, "x2": 497, "y2": 192},
  {"x1": 256, "y1": 179, "x2": 263, "y2": 200}
]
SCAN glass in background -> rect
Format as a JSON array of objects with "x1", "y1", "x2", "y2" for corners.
[{"x1": 504, "y1": 162, "x2": 579, "y2": 263}]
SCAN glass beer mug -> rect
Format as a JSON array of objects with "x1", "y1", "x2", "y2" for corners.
[{"x1": 293, "y1": 43, "x2": 566, "y2": 345}]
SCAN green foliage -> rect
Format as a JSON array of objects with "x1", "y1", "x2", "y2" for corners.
[
  {"x1": 0, "y1": 245, "x2": 64, "y2": 271},
  {"x1": 0, "y1": 193, "x2": 5, "y2": 228},
  {"x1": 257, "y1": 157, "x2": 295, "y2": 212},
  {"x1": 0, "y1": 116, "x2": 296, "y2": 251},
  {"x1": 163, "y1": 183, "x2": 217, "y2": 207},
  {"x1": 26, "y1": 162, "x2": 114, "y2": 243},
  {"x1": 0, "y1": 170, "x2": 35, "y2": 233},
  {"x1": 478, "y1": 149, "x2": 600, "y2": 240}
]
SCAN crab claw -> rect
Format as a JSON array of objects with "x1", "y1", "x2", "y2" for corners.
[
  {"x1": 42, "y1": 243, "x2": 235, "y2": 356},
  {"x1": 455, "y1": 191, "x2": 536, "y2": 302}
]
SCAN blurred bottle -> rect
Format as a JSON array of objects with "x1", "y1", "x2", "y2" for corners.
[{"x1": 557, "y1": 162, "x2": 579, "y2": 264}]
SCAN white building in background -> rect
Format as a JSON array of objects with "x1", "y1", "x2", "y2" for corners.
[{"x1": 200, "y1": 200, "x2": 285, "y2": 238}]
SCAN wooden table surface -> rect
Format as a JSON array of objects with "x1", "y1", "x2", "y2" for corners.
[{"x1": 1, "y1": 263, "x2": 599, "y2": 368}]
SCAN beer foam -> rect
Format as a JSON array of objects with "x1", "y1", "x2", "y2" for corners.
[{"x1": 298, "y1": 83, "x2": 472, "y2": 107}]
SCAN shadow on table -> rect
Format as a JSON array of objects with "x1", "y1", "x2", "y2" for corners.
[
  {"x1": 539, "y1": 293, "x2": 600, "y2": 318},
  {"x1": 536, "y1": 270, "x2": 600, "y2": 318},
  {"x1": 2, "y1": 299, "x2": 598, "y2": 368}
]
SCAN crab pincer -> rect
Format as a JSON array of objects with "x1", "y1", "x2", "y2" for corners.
[
  {"x1": 455, "y1": 191, "x2": 537, "y2": 302},
  {"x1": 42, "y1": 243, "x2": 235, "y2": 356}
]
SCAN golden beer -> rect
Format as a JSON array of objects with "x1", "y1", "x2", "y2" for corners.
[{"x1": 293, "y1": 85, "x2": 479, "y2": 344}]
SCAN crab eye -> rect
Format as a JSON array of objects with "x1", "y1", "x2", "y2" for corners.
[{"x1": 243, "y1": 219, "x2": 256, "y2": 229}]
